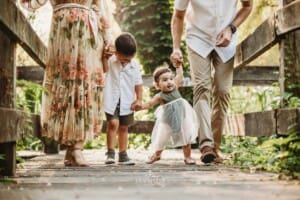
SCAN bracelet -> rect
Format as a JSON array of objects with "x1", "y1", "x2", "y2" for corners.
[{"x1": 228, "y1": 24, "x2": 237, "y2": 34}]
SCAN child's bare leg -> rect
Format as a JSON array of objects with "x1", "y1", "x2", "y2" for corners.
[
  {"x1": 106, "y1": 119, "x2": 119, "y2": 151},
  {"x1": 183, "y1": 144, "x2": 195, "y2": 165},
  {"x1": 118, "y1": 125, "x2": 128, "y2": 153}
]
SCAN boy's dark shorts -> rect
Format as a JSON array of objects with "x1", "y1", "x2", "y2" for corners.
[{"x1": 105, "y1": 106, "x2": 134, "y2": 126}]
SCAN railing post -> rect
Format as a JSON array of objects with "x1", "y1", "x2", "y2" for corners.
[
  {"x1": 0, "y1": 30, "x2": 17, "y2": 176},
  {"x1": 279, "y1": 0, "x2": 300, "y2": 107}
]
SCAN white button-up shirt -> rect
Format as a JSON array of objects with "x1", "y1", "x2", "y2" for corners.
[
  {"x1": 103, "y1": 55, "x2": 143, "y2": 116},
  {"x1": 175, "y1": 0, "x2": 238, "y2": 62}
]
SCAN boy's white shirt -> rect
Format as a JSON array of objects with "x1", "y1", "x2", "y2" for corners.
[
  {"x1": 103, "y1": 55, "x2": 143, "y2": 116},
  {"x1": 175, "y1": 0, "x2": 238, "y2": 62}
]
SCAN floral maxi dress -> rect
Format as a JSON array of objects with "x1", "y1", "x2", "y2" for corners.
[{"x1": 22, "y1": 0, "x2": 111, "y2": 144}]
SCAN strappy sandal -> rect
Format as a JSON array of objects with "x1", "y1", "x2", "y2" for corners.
[{"x1": 146, "y1": 154, "x2": 161, "y2": 164}]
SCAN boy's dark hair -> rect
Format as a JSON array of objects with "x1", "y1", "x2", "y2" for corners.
[
  {"x1": 115, "y1": 32, "x2": 137, "y2": 56},
  {"x1": 153, "y1": 66, "x2": 172, "y2": 83}
]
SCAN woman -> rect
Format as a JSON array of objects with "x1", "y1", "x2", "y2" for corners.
[{"x1": 21, "y1": 0, "x2": 112, "y2": 166}]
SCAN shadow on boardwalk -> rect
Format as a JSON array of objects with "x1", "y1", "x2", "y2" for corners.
[{"x1": 0, "y1": 149, "x2": 299, "y2": 200}]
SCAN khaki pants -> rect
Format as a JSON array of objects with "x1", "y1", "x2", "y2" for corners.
[{"x1": 187, "y1": 47, "x2": 234, "y2": 150}]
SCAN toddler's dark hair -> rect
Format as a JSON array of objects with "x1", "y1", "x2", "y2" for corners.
[
  {"x1": 115, "y1": 32, "x2": 137, "y2": 56},
  {"x1": 153, "y1": 66, "x2": 172, "y2": 83}
]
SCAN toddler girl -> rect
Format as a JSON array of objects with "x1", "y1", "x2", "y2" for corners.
[{"x1": 137, "y1": 64, "x2": 199, "y2": 164}]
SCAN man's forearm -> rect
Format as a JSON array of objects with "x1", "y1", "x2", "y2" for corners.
[
  {"x1": 232, "y1": 0, "x2": 253, "y2": 27},
  {"x1": 171, "y1": 10, "x2": 185, "y2": 50}
]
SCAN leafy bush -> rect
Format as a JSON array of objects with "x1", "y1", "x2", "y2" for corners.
[{"x1": 222, "y1": 132, "x2": 300, "y2": 179}]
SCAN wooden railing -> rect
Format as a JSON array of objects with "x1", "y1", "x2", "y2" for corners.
[{"x1": 0, "y1": 0, "x2": 299, "y2": 176}]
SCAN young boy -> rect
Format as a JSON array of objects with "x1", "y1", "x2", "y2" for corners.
[{"x1": 103, "y1": 33, "x2": 143, "y2": 165}]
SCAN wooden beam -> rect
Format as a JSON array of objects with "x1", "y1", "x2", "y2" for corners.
[
  {"x1": 0, "y1": 108, "x2": 26, "y2": 143},
  {"x1": 277, "y1": 108, "x2": 300, "y2": 135},
  {"x1": 0, "y1": 0, "x2": 47, "y2": 67},
  {"x1": 233, "y1": 66, "x2": 279, "y2": 86},
  {"x1": 275, "y1": 0, "x2": 300, "y2": 35},
  {"x1": 17, "y1": 65, "x2": 279, "y2": 86},
  {"x1": 17, "y1": 66, "x2": 44, "y2": 84},
  {"x1": 234, "y1": 1, "x2": 300, "y2": 69},
  {"x1": 234, "y1": 15, "x2": 277, "y2": 69}
]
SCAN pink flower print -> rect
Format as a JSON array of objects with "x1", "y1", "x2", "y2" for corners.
[
  {"x1": 68, "y1": 65, "x2": 77, "y2": 80},
  {"x1": 67, "y1": 8, "x2": 79, "y2": 22},
  {"x1": 78, "y1": 67, "x2": 87, "y2": 80}
]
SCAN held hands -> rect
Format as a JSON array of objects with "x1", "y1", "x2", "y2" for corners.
[
  {"x1": 170, "y1": 49, "x2": 183, "y2": 68},
  {"x1": 216, "y1": 27, "x2": 232, "y2": 47},
  {"x1": 103, "y1": 41, "x2": 115, "y2": 59},
  {"x1": 131, "y1": 100, "x2": 142, "y2": 111}
]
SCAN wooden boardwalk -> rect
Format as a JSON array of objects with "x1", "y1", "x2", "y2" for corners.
[{"x1": 0, "y1": 149, "x2": 299, "y2": 200}]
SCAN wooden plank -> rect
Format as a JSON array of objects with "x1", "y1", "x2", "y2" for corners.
[
  {"x1": 276, "y1": 108, "x2": 300, "y2": 135},
  {"x1": 233, "y1": 66, "x2": 278, "y2": 86},
  {"x1": 17, "y1": 66, "x2": 279, "y2": 86},
  {"x1": 0, "y1": 23, "x2": 18, "y2": 176},
  {"x1": 275, "y1": 0, "x2": 300, "y2": 35},
  {"x1": 0, "y1": 30, "x2": 16, "y2": 108},
  {"x1": 17, "y1": 66, "x2": 44, "y2": 84},
  {"x1": 101, "y1": 120, "x2": 154, "y2": 134},
  {"x1": 240, "y1": 110, "x2": 276, "y2": 137},
  {"x1": 0, "y1": 108, "x2": 25, "y2": 143},
  {"x1": 234, "y1": 15, "x2": 277, "y2": 69},
  {"x1": 0, "y1": 0, "x2": 47, "y2": 67}
]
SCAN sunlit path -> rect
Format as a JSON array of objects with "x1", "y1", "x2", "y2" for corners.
[{"x1": 0, "y1": 149, "x2": 299, "y2": 200}]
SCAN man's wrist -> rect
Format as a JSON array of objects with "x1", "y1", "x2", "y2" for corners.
[{"x1": 228, "y1": 24, "x2": 237, "y2": 34}]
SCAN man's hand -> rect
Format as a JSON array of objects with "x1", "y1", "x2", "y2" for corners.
[
  {"x1": 216, "y1": 27, "x2": 232, "y2": 47},
  {"x1": 170, "y1": 49, "x2": 183, "y2": 68}
]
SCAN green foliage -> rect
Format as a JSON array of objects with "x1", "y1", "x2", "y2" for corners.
[
  {"x1": 222, "y1": 132, "x2": 300, "y2": 179},
  {"x1": 17, "y1": 135, "x2": 42, "y2": 151},
  {"x1": 116, "y1": 0, "x2": 188, "y2": 73},
  {"x1": 16, "y1": 80, "x2": 43, "y2": 114}
]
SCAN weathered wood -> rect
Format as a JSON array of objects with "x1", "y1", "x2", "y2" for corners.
[
  {"x1": 233, "y1": 66, "x2": 279, "y2": 86},
  {"x1": 0, "y1": 23, "x2": 18, "y2": 176},
  {"x1": 0, "y1": 108, "x2": 25, "y2": 143},
  {"x1": 249, "y1": 110, "x2": 280, "y2": 136},
  {"x1": 17, "y1": 66, "x2": 279, "y2": 86},
  {"x1": 277, "y1": 108, "x2": 300, "y2": 135},
  {"x1": 234, "y1": 15, "x2": 277, "y2": 69},
  {"x1": 17, "y1": 66, "x2": 44, "y2": 84},
  {"x1": 0, "y1": 0, "x2": 47, "y2": 67},
  {"x1": 101, "y1": 120, "x2": 155, "y2": 134},
  {"x1": 0, "y1": 30, "x2": 16, "y2": 108},
  {"x1": 0, "y1": 142, "x2": 16, "y2": 176},
  {"x1": 275, "y1": 0, "x2": 300, "y2": 35}
]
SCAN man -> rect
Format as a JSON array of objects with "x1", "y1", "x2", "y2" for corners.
[{"x1": 170, "y1": 0, "x2": 253, "y2": 163}]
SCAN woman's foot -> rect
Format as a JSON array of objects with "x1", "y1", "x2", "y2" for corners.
[
  {"x1": 184, "y1": 157, "x2": 196, "y2": 165},
  {"x1": 146, "y1": 152, "x2": 161, "y2": 164},
  {"x1": 71, "y1": 148, "x2": 89, "y2": 167},
  {"x1": 64, "y1": 147, "x2": 74, "y2": 166}
]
